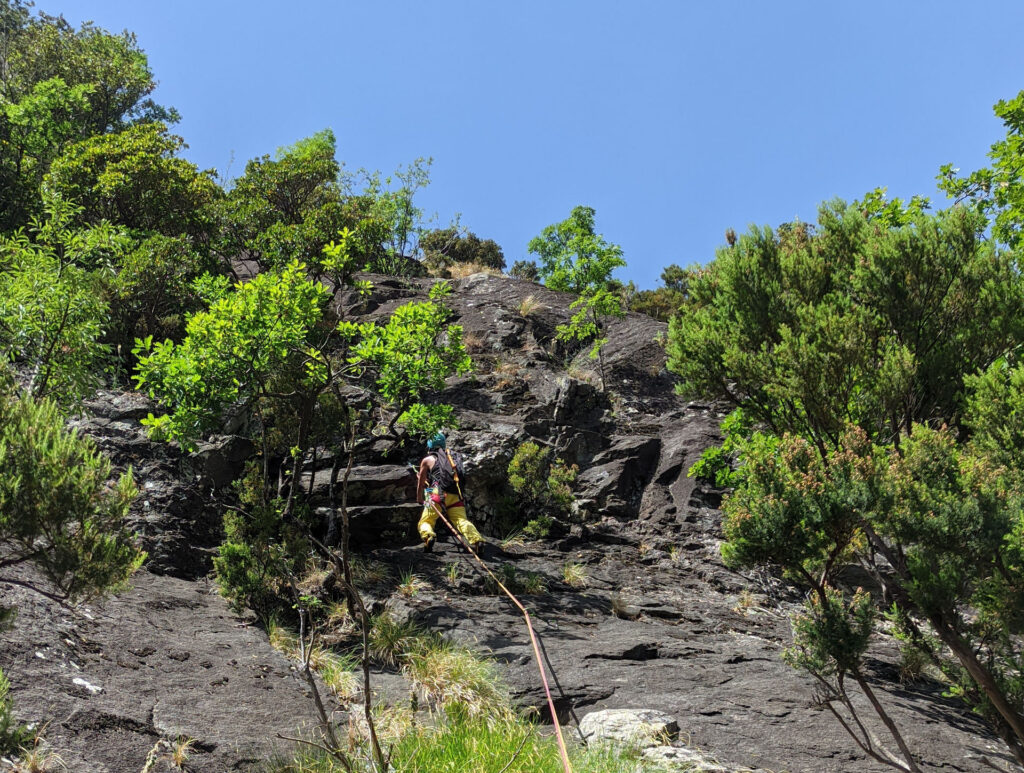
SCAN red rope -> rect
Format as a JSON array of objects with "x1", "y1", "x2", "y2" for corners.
[{"x1": 427, "y1": 499, "x2": 575, "y2": 773}]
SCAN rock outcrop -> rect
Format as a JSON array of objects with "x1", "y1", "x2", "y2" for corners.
[{"x1": 2, "y1": 272, "x2": 1020, "y2": 772}]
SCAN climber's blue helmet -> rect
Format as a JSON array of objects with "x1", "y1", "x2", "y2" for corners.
[{"x1": 427, "y1": 432, "x2": 447, "y2": 450}]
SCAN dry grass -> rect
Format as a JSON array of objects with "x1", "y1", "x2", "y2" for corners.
[
  {"x1": 491, "y1": 358, "x2": 522, "y2": 390},
  {"x1": 610, "y1": 594, "x2": 640, "y2": 621},
  {"x1": 325, "y1": 600, "x2": 351, "y2": 630},
  {"x1": 405, "y1": 642, "x2": 512, "y2": 720},
  {"x1": 447, "y1": 262, "x2": 504, "y2": 279},
  {"x1": 169, "y1": 737, "x2": 195, "y2": 768},
  {"x1": 368, "y1": 612, "x2": 422, "y2": 667},
  {"x1": 347, "y1": 704, "x2": 414, "y2": 748},
  {"x1": 561, "y1": 561, "x2": 589, "y2": 589},
  {"x1": 732, "y1": 589, "x2": 758, "y2": 614},
  {"x1": 566, "y1": 362, "x2": 600, "y2": 386},
  {"x1": 14, "y1": 743, "x2": 64, "y2": 773},
  {"x1": 266, "y1": 617, "x2": 299, "y2": 655},
  {"x1": 295, "y1": 558, "x2": 330, "y2": 596},
  {"x1": 461, "y1": 329, "x2": 487, "y2": 354},
  {"x1": 518, "y1": 294, "x2": 543, "y2": 317},
  {"x1": 500, "y1": 531, "x2": 526, "y2": 553},
  {"x1": 143, "y1": 737, "x2": 197, "y2": 772},
  {"x1": 320, "y1": 655, "x2": 360, "y2": 702}
]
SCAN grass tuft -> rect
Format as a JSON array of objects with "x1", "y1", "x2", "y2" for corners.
[
  {"x1": 351, "y1": 557, "x2": 391, "y2": 586},
  {"x1": 520, "y1": 571, "x2": 547, "y2": 595},
  {"x1": 500, "y1": 531, "x2": 526, "y2": 553},
  {"x1": 561, "y1": 561, "x2": 588, "y2": 589},
  {"x1": 518, "y1": 294, "x2": 543, "y2": 317},
  {"x1": 264, "y1": 715, "x2": 644, "y2": 772},
  {"x1": 406, "y1": 641, "x2": 512, "y2": 720},
  {"x1": 368, "y1": 612, "x2": 422, "y2": 668},
  {"x1": 397, "y1": 569, "x2": 428, "y2": 598}
]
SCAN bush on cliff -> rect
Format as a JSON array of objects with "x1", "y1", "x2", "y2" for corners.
[
  {"x1": 670, "y1": 174, "x2": 1024, "y2": 767},
  {"x1": 507, "y1": 441, "x2": 577, "y2": 537},
  {"x1": 0, "y1": 379, "x2": 143, "y2": 622}
]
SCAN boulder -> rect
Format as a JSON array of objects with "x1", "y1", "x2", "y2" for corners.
[
  {"x1": 578, "y1": 708, "x2": 679, "y2": 747},
  {"x1": 187, "y1": 434, "x2": 256, "y2": 489},
  {"x1": 576, "y1": 435, "x2": 661, "y2": 518}
]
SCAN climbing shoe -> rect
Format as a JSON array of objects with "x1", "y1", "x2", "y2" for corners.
[{"x1": 423, "y1": 536, "x2": 435, "y2": 554}]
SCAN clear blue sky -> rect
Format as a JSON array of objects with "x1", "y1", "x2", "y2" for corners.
[{"x1": 59, "y1": 2, "x2": 1024, "y2": 289}]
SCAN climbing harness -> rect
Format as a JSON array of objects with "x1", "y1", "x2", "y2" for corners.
[{"x1": 425, "y1": 495, "x2": 575, "y2": 773}]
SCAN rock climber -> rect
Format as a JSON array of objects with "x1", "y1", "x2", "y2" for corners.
[{"x1": 416, "y1": 432, "x2": 485, "y2": 554}]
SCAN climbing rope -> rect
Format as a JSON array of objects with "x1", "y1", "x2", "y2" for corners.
[{"x1": 426, "y1": 496, "x2": 575, "y2": 773}]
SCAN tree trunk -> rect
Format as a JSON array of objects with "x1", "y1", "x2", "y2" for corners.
[{"x1": 852, "y1": 671, "x2": 922, "y2": 773}]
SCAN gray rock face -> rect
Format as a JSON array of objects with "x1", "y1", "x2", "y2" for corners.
[
  {"x1": 187, "y1": 434, "x2": 256, "y2": 489},
  {"x1": 0, "y1": 572, "x2": 330, "y2": 772},
  {"x1": 4, "y1": 273, "x2": 1022, "y2": 773},
  {"x1": 70, "y1": 390, "x2": 225, "y2": 580}
]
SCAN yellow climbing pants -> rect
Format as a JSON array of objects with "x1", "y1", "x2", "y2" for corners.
[{"x1": 419, "y1": 488, "x2": 482, "y2": 545}]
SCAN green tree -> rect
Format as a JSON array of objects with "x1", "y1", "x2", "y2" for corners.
[
  {"x1": 104, "y1": 233, "x2": 221, "y2": 357},
  {"x1": 630, "y1": 264, "x2": 693, "y2": 322},
  {"x1": 421, "y1": 226, "x2": 505, "y2": 274},
  {"x1": 219, "y1": 130, "x2": 355, "y2": 273},
  {"x1": 528, "y1": 206, "x2": 627, "y2": 391},
  {"x1": 0, "y1": 7, "x2": 177, "y2": 133},
  {"x1": 133, "y1": 259, "x2": 329, "y2": 450},
  {"x1": 938, "y1": 90, "x2": 1024, "y2": 249},
  {"x1": 135, "y1": 264, "x2": 471, "y2": 770},
  {"x1": 508, "y1": 260, "x2": 539, "y2": 282},
  {"x1": 341, "y1": 281, "x2": 472, "y2": 437},
  {"x1": 44, "y1": 121, "x2": 220, "y2": 243},
  {"x1": 0, "y1": 75, "x2": 94, "y2": 226},
  {"x1": 359, "y1": 157, "x2": 433, "y2": 276},
  {"x1": 669, "y1": 202, "x2": 1024, "y2": 450},
  {"x1": 0, "y1": 381, "x2": 142, "y2": 614},
  {"x1": 0, "y1": 5, "x2": 177, "y2": 229},
  {"x1": 0, "y1": 379, "x2": 142, "y2": 754},
  {"x1": 527, "y1": 205, "x2": 624, "y2": 294},
  {"x1": 672, "y1": 197, "x2": 1024, "y2": 765},
  {"x1": 0, "y1": 198, "x2": 125, "y2": 403}
]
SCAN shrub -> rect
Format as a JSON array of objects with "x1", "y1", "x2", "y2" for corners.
[
  {"x1": 0, "y1": 215, "x2": 114, "y2": 404},
  {"x1": 420, "y1": 227, "x2": 506, "y2": 272},
  {"x1": 105, "y1": 234, "x2": 220, "y2": 357},
  {"x1": 0, "y1": 387, "x2": 142, "y2": 613},
  {"x1": 0, "y1": 668, "x2": 31, "y2": 755},
  {"x1": 508, "y1": 260, "x2": 539, "y2": 282},
  {"x1": 507, "y1": 442, "x2": 577, "y2": 530},
  {"x1": 521, "y1": 516, "x2": 553, "y2": 540},
  {"x1": 213, "y1": 464, "x2": 307, "y2": 623}
]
